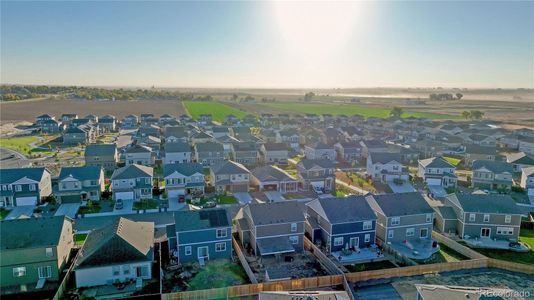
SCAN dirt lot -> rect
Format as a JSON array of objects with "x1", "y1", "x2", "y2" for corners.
[{"x1": 0, "y1": 98, "x2": 187, "y2": 124}]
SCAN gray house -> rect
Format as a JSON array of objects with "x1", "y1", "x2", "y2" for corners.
[
  {"x1": 194, "y1": 142, "x2": 225, "y2": 166},
  {"x1": 40, "y1": 119, "x2": 61, "y2": 134},
  {"x1": 231, "y1": 142, "x2": 258, "y2": 166},
  {"x1": 417, "y1": 157, "x2": 457, "y2": 188},
  {"x1": 250, "y1": 165, "x2": 298, "y2": 194},
  {"x1": 296, "y1": 159, "x2": 336, "y2": 194},
  {"x1": 304, "y1": 142, "x2": 336, "y2": 161},
  {"x1": 506, "y1": 152, "x2": 534, "y2": 172},
  {"x1": 63, "y1": 126, "x2": 88, "y2": 145},
  {"x1": 111, "y1": 164, "x2": 153, "y2": 201},
  {"x1": 258, "y1": 143, "x2": 289, "y2": 165},
  {"x1": 56, "y1": 166, "x2": 105, "y2": 203},
  {"x1": 0, "y1": 167, "x2": 52, "y2": 207},
  {"x1": 236, "y1": 201, "x2": 305, "y2": 257},
  {"x1": 98, "y1": 114, "x2": 117, "y2": 132},
  {"x1": 471, "y1": 160, "x2": 514, "y2": 191},
  {"x1": 163, "y1": 142, "x2": 192, "y2": 164},
  {"x1": 366, "y1": 192, "x2": 438, "y2": 260},
  {"x1": 84, "y1": 144, "x2": 118, "y2": 171},
  {"x1": 209, "y1": 160, "x2": 250, "y2": 193},
  {"x1": 164, "y1": 163, "x2": 205, "y2": 199},
  {"x1": 167, "y1": 209, "x2": 232, "y2": 264},
  {"x1": 125, "y1": 144, "x2": 155, "y2": 166}
]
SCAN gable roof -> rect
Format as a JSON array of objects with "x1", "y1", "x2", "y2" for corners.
[
  {"x1": 307, "y1": 196, "x2": 376, "y2": 224},
  {"x1": 75, "y1": 217, "x2": 154, "y2": 268},
  {"x1": 125, "y1": 144, "x2": 152, "y2": 154},
  {"x1": 165, "y1": 142, "x2": 191, "y2": 153},
  {"x1": 244, "y1": 201, "x2": 304, "y2": 225},
  {"x1": 173, "y1": 208, "x2": 230, "y2": 232},
  {"x1": 263, "y1": 143, "x2": 288, "y2": 151},
  {"x1": 211, "y1": 160, "x2": 250, "y2": 174},
  {"x1": 298, "y1": 159, "x2": 335, "y2": 170},
  {"x1": 465, "y1": 144, "x2": 496, "y2": 155},
  {"x1": 369, "y1": 152, "x2": 403, "y2": 164},
  {"x1": 366, "y1": 192, "x2": 433, "y2": 217},
  {"x1": 523, "y1": 166, "x2": 534, "y2": 177},
  {"x1": 0, "y1": 167, "x2": 48, "y2": 184},
  {"x1": 195, "y1": 142, "x2": 224, "y2": 152},
  {"x1": 472, "y1": 160, "x2": 513, "y2": 174},
  {"x1": 85, "y1": 143, "x2": 117, "y2": 157},
  {"x1": 164, "y1": 162, "x2": 204, "y2": 177},
  {"x1": 111, "y1": 164, "x2": 153, "y2": 180},
  {"x1": 251, "y1": 165, "x2": 295, "y2": 182},
  {"x1": 1, "y1": 216, "x2": 71, "y2": 250},
  {"x1": 507, "y1": 152, "x2": 534, "y2": 165},
  {"x1": 419, "y1": 157, "x2": 455, "y2": 169},
  {"x1": 450, "y1": 193, "x2": 522, "y2": 214},
  {"x1": 59, "y1": 166, "x2": 102, "y2": 181}
]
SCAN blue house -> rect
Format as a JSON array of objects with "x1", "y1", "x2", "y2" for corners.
[
  {"x1": 305, "y1": 196, "x2": 377, "y2": 253},
  {"x1": 167, "y1": 208, "x2": 232, "y2": 264}
]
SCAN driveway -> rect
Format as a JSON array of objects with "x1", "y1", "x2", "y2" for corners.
[
  {"x1": 113, "y1": 199, "x2": 134, "y2": 214},
  {"x1": 168, "y1": 200, "x2": 186, "y2": 211},
  {"x1": 387, "y1": 181, "x2": 415, "y2": 193},
  {"x1": 5, "y1": 206, "x2": 34, "y2": 220},
  {"x1": 54, "y1": 203, "x2": 81, "y2": 218},
  {"x1": 233, "y1": 192, "x2": 252, "y2": 204},
  {"x1": 264, "y1": 191, "x2": 284, "y2": 202}
]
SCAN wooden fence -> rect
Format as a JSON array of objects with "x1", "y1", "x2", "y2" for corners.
[
  {"x1": 232, "y1": 237, "x2": 258, "y2": 284},
  {"x1": 432, "y1": 231, "x2": 486, "y2": 259},
  {"x1": 304, "y1": 237, "x2": 344, "y2": 275},
  {"x1": 52, "y1": 250, "x2": 81, "y2": 300},
  {"x1": 487, "y1": 258, "x2": 534, "y2": 274}
]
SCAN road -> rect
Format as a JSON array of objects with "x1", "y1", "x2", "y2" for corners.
[
  {"x1": 0, "y1": 147, "x2": 31, "y2": 169},
  {"x1": 337, "y1": 180, "x2": 370, "y2": 195}
]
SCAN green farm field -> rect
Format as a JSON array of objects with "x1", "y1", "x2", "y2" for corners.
[{"x1": 183, "y1": 101, "x2": 248, "y2": 123}]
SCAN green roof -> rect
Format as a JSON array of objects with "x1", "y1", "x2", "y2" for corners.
[{"x1": 1, "y1": 216, "x2": 71, "y2": 250}]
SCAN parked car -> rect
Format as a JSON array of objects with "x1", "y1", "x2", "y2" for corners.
[
  {"x1": 115, "y1": 199, "x2": 124, "y2": 210},
  {"x1": 203, "y1": 201, "x2": 216, "y2": 209}
]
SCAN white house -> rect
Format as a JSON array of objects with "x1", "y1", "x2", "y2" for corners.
[
  {"x1": 417, "y1": 157, "x2": 457, "y2": 188},
  {"x1": 366, "y1": 152, "x2": 409, "y2": 183},
  {"x1": 163, "y1": 163, "x2": 205, "y2": 199},
  {"x1": 520, "y1": 167, "x2": 534, "y2": 196},
  {"x1": 164, "y1": 142, "x2": 192, "y2": 164}
]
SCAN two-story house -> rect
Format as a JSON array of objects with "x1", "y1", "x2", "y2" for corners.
[
  {"x1": 520, "y1": 166, "x2": 534, "y2": 196},
  {"x1": 167, "y1": 209, "x2": 232, "y2": 264},
  {"x1": 74, "y1": 218, "x2": 154, "y2": 288},
  {"x1": 304, "y1": 142, "x2": 336, "y2": 161},
  {"x1": 250, "y1": 165, "x2": 298, "y2": 194},
  {"x1": 258, "y1": 143, "x2": 289, "y2": 165},
  {"x1": 40, "y1": 119, "x2": 61, "y2": 134},
  {"x1": 231, "y1": 142, "x2": 258, "y2": 166},
  {"x1": 306, "y1": 196, "x2": 377, "y2": 254},
  {"x1": 0, "y1": 168, "x2": 52, "y2": 207},
  {"x1": 366, "y1": 192, "x2": 438, "y2": 260},
  {"x1": 276, "y1": 128, "x2": 301, "y2": 151},
  {"x1": 121, "y1": 114, "x2": 139, "y2": 129},
  {"x1": 124, "y1": 144, "x2": 155, "y2": 166},
  {"x1": 334, "y1": 141, "x2": 362, "y2": 162},
  {"x1": 296, "y1": 159, "x2": 336, "y2": 193},
  {"x1": 366, "y1": 152, "x2": 409, "y2": 183},
  {"x1": 194, "y1": 142, "x2": 225, "y2": 166},
  {"x1": 209, "y1": 160, "x2": 250, "y2": 193},
  {"x1": 464, "y1": 145, "x2": 496, "y2": 166},
  {"x1": 417, "y1": 157, "x2": 457, "y2": 188},
  {"x1": 471, "y1": 160, "x2": 514, "y2": 191},
  {"x1": 63, "y1": 126, "x2": 89, "y2": 145},
  {"x1": 84, "y1": 143, "x2": 118, "y2": 171},
  {"x1": 110, "y1": 164, "x2": 153, "y2": 201},
  {"x1": 236, "y1": 201, "x2": 305, "y2": 257},
  {"x1": 98, "y1": 114, "x2": 117, "y2": 132},
  {"x1": 507, "y1": 152, "x2": 534, "y2": 172},
  {"x1": 56, "y1": 166, "x2": 105, "y2": 203},
  {"x1": 164, "y1": 126, "x2": 189, "y2": 143},
  {"x1": 0, "y1": 216, "x2": 74, "y2": 295},
  {"x1": 518, "y1": 135, "x2": 534, "y2": 155},
  {"x1": 164, "y1": 163, "x2": 205, "y2": 199},
  {"x1": 360, "y1": 140, "x2": 389, "y2": 159},
  {"x1": 163, "y1": 142, "x2": 192, "y2": 164}
]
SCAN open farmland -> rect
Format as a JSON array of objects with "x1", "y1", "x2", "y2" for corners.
[
  {"x1": 259, "y1": 102, "x2": 459, "y2": 119},
  {"x1": 183, "y1": 101, "x2": 249, "y2": 123}
]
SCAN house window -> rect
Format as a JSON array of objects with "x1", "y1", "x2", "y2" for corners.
[
  {"x1": 426, "y1": 214, "x2": 432, "y2": 223},
  {"x1": 45, "y1": 248, "x2": 53, "y2": 257},
  {"x1": 38, "y1": 266, "x2": 52, "y2": 279},
  {"x1": 289, "y1": 236, "x2": 299, "y2": 245},
  {"x1": 1, "y1": 185, "x2": 5, "y2": 191},
  {"x1": 505, "y1": 215, "x2": 511, "y2": 224},
  {"x1": 388, "y1": 230, "x2": 394, "y2": 239},
  {"x1": 12, "y1": 267, "x2": 26, "y2": 277},
  {"x1": 364, "y1": 234, "x2": 371, "y2": 243},
  {"x1": 391, "y1": 217, "x2": 400, "y2": 226},
  {"x1": 334, "y1": 237, "x2": 344, "y2": 246},
  {"x1": 29, "y1": 184, "x2": 36, "y2": 191},
  {"x1": 216, "y1": 228, "x2": 227, "y2": 238},
  {"x1": 15, "y1": 185, "x2": 22, "y2": 192},
  {"x1": 406, "y1": 228, "x2": 415, "y2": 237},
  {"x1": 112, "y1": 266, "x2": 120, "y2": 276},
  {"x1": 185, "y1": 246, "x2": 192, "y2": 255},
  {"x1": 291, "y1": 223, "x2": 297, "y2": 232},
  {"x1": 363, "y1": 221, "x2": 372, "y2": 230},
  {"x1": 420, "y1": 228, "x2": 429, "y2": 238},
  {"x1": 123, "y1": 265, "x2": 130, "y2": 275},
  {"x1": 469, "y1": 213, "x2": 476, "y2": 222},
  {"x1": 496, "y1": 227, "x2": 514, "y2": 235},
  {"x1": 215, "y1": 242, "x2": 226, "y2": 252},
  {"x1": 483, "y1": 214, "x2": 490, "y2": 222}
]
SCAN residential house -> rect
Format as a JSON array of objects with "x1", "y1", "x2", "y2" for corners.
[
  {"x1": 209, "y1": 160, "x2": 250, "y2": 193},
  {"x1": 211, "y1": 126, "x2": 231, "y2": 138},
  {"x1": 198, "y1": 114, "x2": 212, "y2": 125},
  {"x1": 366, "y1": 192, "x2": 437, "y2": 260},
  {"x1": 518, "y1": 135, "x2": 534, "y2": 155},
  {"x1": 85, "y1": 114, "x2": 98, "y2": 123},
  {"x1": 56, "y1": 166, "x2": 104, "y2": 203},
  {"x1": 63, "y1": 126, "x2": 89, "y2": 145},
  {"x1": 360, "y1": 140, "x2": 389, "y2": 158},
  {"x1": 110, "y1": 164, "x2": 153, "y2": 201},
  {"x1": 304, "y1": 142, "x2": 336, "y2": 161},
  {"x1": 163, "y1": 142, "x2": 192, "y2": 164},
  {"x1": 520, "y1": 167, "x2": 534, "y2": 195},
  {"x1": 417, "y1": 157, "x2": 457, "y2": 188},
  {"x1": 61, "y1": 113, "x2": 78, "y2": 123},
  {"x1": 250, "y1": 165, "x2": 298, "y2": 194},
  {"x1": 258, "y1": 143, "x2": 289, "y2": 165},
  {"x1": 136, "y1": 125, "x2": 160, "y2": 141},
  {"x1": 98, "y1": 115, "x2": 117, "y2": 132},
  {"x1": 0, "y1": 216, "x2": 74, "y2": 295},
  {"x1": 471, "y1": 160, "x2": 514, "y2": 191},
  {"x1": 40, "y1": 119, "x2": 61, "y2": 134},
  {"x1": 366, "y1": 152, "x2": 409, "y2": 183},
  {"x1": 164, "y1": 126, "x2": 189, "y2": 143},
  {"x1": 194, "y1": 142, "x2": 225, "y2": 166},
  {"x1": 306, "y1": 196, "x2": 377, "y2": 253},
  {"x1": 296, "y1": 159, "x2": 336, "y2": 193},
  {"x1": 124, "y1": 144, "x2": 155, "y2": 166},
  {"x1": 74, "y1": 218, "x2": 154, "y2": 288},
  {"x1": 84, "y1": 144, "x2": 118, "y2": 171},
  {"x1": 506, "y1": 152, "x2": 534, "y2": 172},
  {"x1": 334, "y1": 141, "x2": 362, "y2": 162},
  {"x1": 191, "y1": 131, "x2": 215, "y2": 144},
  {"x1": 231, "y1": 142, "x2": 258, "y2": 166},
  {"x1": 164, "y1": 163, "x2": 205, "y2": 199},
  {"x1": 121, "y1": 114, "x2": 139, "y2": 129},
  {"x1": 167, "y1": 209, "x2": 232, "y2": 264},
  {"x1": 277, "y1": 128, "x2": 300, "y2": 151},
  {"x1": 36, "y1": 114, "x2": 55, "y2": 124},
  {"x1": 0, "y1": 167, "x2": 52, "y2": 207},
  {"x1": 464, "y1": 145, "x2": 496, "y2": 166},
  {"x1": 236, "y1": 201, "x2": 305, "y2": 256}
]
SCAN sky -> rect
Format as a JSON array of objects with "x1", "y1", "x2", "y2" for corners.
[{"x1": 1, "y1": 1, "x2": 533, "y2": 89}]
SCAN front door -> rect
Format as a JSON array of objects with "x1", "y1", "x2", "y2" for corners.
[
  {"x1": 349, "y1": 237, "x2": 359, "y2": 249},
  {"x1": 198, "y1": 246, "x2": 209, "y2": 260},
  {"x1": 481, "y1": 228, "x2": 491, "y2": 238}
]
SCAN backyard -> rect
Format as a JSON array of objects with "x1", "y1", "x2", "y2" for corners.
[
  {"x1": 466, "y1": 229, "x2": 534, "y2": 265},
  {"x1": 183, "y1": 101, "x2": 248, "y2": 123},
  {"x1": 336, "y1": 171, "x2": 377, "y2": 193},
  {"x1": 423, "y1": 243, "x2": 469, "y2": 264},
  {"x1": 74, "y1": 233, "x2": 88, "y2": 246},
  {"x1": 344, "y1": 260, "x2": 398, "y2": 273},
  {"x1": 443, "y1": 156, "x2": 462, "y2": 166},
  {"x1": 0, "y1": 135, "x2": 57, "y2": 157}
]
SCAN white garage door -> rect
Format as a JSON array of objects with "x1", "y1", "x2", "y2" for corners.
[
  {"x1": 115, "y1": 191, "x2": 134, "y2": 200},
  {"x1": 16, "y1": 196, "x2": 37, "y2": 206},
  {"x1": 426, "y1": 178, "x2": 442, "y2": 186},
  {"x1": 168, "y1": 189, "x2": 185, "y2": 199}
]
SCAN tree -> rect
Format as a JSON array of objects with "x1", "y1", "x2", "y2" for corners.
[
  {"x1": 461, "y1": 111, "x2": 471, "y2": 119},
  {"x1": 303, "y1": 92, "x2": 315, "y2": 102},
  {"x1": 389, "y1": 106, "x2": 403, "y2": 117},
  {"x1": 469, "y1": 110, "x2": 484, "y2": 120},
  {"x1": 456, "y1": 93, "x2": 463, "y2": 100}
]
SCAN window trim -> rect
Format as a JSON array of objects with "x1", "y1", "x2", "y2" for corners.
[
  {"x1": 13, "y1": 266, "x2": 26, "y2": 277},
  {"x1": 388, "y1": 230, "x2": 394, "y2": 239},
  {"x1": 406, "y1": 227, "x2": 415, "y2": 237},
  {"x1": 391, "y1": 217, "x2": 400, "y2": 226},
  {"x1": 185, "y1": 246, "x2": 192, "y2": 255},
  {"x1": 469, "y1": 213, "x2": 476, "y2": 222},
  {"x1": 363, "y1": 221, "x2": 372, "y2": 230},
  {"x1": 505, "y1": 215, "x2": 511, "y2": 224},
  {"x1": 483, "y1": 214, "x2": 490, "y2": 223},
  {"x1": 289, "y1": 235, "x2": 299, "y2": 245},
  {"x1": 215, "y1": 242, "x2": 226, "y2": 252},
  {"x1": 216, "y1": 228, "x2": 227, "y2": 238},
  {"x1": 364, "y1": 234, "x2": 371, "y2": 243},
  {"x1": 290, "y1": 223, "x2": 297, "y2": 232},
  {"x1": 333, "y1": 237, "x2": 344, "y2": 246},
  {"x1": 38, "y1": 266, "x2": 52, "y2": 279}
]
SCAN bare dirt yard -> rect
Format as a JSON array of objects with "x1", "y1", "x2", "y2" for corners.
[{"x1": 0, "y1": 98, "x2": 187, "y2": 124}]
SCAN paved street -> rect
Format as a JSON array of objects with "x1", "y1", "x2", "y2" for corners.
[{"x1": 5, "y1": 206, "x2": 34, "y2": 220}]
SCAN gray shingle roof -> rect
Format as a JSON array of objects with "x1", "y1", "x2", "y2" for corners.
[
  {"x1": 507, "y1": 152, "x2": 534, "y2": 165},
  {"x1": 244, "y1": 201, "x2": 304, "y2": 225},
  {"x1": 251, "y1": 165, "x2": 295, "y2": 182},
  {"x1": 523, "y1": 166, "x2": 534, "y2": 177},
  {"x1": 419, "y1": 157, "x2": 455, "y2": 169},
  {"x1": 195, "y1": 142, "x2": 223, "y2": 152},
  {"x1": 211, "y1": 160, "x2": 250, "y2": 175},
  {"x1": 307, "y1": 196, "x2": 376, "y2": 224},
  {"x1": 435, "y1": 206, "x2": 457, "y2": 220},
  {"x1": 472, "y1": 160, "x2": 513, "y2": 174},
  {"x1": 1, "y1": 216, "x2": 70, "y2": 250},
  {"x1": 263, "y1": 143, "x2": 288, "y2": 151},
  {"x1": 111, "y1": 164, "x2": 153, "y2": 180},
  {"x1": 85, "y1": 144, "x2": 116, "y2": 157},
  {"x1": 59, "y1": 166, "x2": 102, "y2": 181},
  {"x1": 369, "y1": 152, "x2": 403, "y2": 164},
  {"x1": 125, "y1": 144, "x2": 152, "y2": 154},
  {"x1": 465, "y1": 144, "x2": 496, "y2": 155},
  {"x1": 164, "y1": 162, "x2": 203, "y2": 177},
  {"x1": 298, "y1": 159, "x2": 335, "y2": 170},
  {"x1": 173, "y1": 208, "x2": 230, "y2": 232},
  {"x1": 451, "y1": 193, "x2": 522, "y2": 214},
  {"x1": 0, "y1": 167, "x2": 47, "y2": 184},
  {"x1": 366, "y1": 192, "x2": 433, "y2": 217}
]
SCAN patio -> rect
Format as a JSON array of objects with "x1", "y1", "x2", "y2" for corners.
[
  {"x1": 462, "y1": 237, "x2": 530, "y2": 252},
  {"x1": 388, "y1": 239, "x2": 440, "y2": 260},
  {"x1": 332, "y1": 247, "x2": 386, "y2": 264}
]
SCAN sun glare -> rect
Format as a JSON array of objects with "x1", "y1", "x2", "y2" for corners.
[{"x1": 272, "y1": 1, "x2": 364, "y2": 63}]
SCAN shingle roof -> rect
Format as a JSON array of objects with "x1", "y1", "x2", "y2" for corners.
[
  {"x1": 450, "y1": 194, "x2": 522, "y2": 214},
  {"x1": 165, "y1": 142, "x2": 191, "y2": 153},
  {"x1": 419, "y1": 157, "x2": 455, "y2": 169},
  {"x1": 211, "y1": 160, "x2": 250, "y2": 174},
  {"x1": 465, "y1": 144, "x2": 496, "y2": 155},
  {"x1": 366, "y1": 192, "x2": 433, "y2": 217},
  {"x1": 251, "y1": 165, "x2": 295, "y2": 182},
  {"x1": 111, "y1": 164, "x2": 153, "y2": 180},
  {"x1": 125, "y1": 144, "x2": 152, "y2": 154},
  {"x1": 195, "y1": 142, "x2": 223, "y2": 152},
  {"x1": 307, "y1": 196, "x2": 376, "y2": 224},
  {"x1": 435, "y1": 206, "x2": 457, "y2": 220},
  {"x1": 298, "y1": 159, "x2": 335, "y2": 170},
  {"x1": 85, "y1": 144, "x2": 117, "y2": 157},
  {"x1": 263, "y1": 143, "x2": 289, "y2": 151},
  {"x1": 173, "y1": 208, "x2": 230, "y2": 232},
  {"x1": 523, "y1": 166, "x2": 534, "y2": 177},
  {"x1": 164, "y1": 162, "x2": 203, "y2": 177},
  {"x1": 472, "y1": 160, "x2": 513, "y2": 174},
  {"x1": 369, "y1": 152, "x2": 403, "y2": 164},
  {"x1": 0, "y1": 167, "x2": 47, "y2": 184},
  {"x1": 1, "y1": 216, "x2": 70, "y2": 250},
  {"x1": 507, "y1": 152, "x2": 534, "y2": 165},
  {"x1": 59, "y1": 166, "x2": 102, "y2": 181},
  {"x1": 75, "y1": 217, "x2": 154, "y2": 268},
  {"x1": 244, "y1": 201, "x2": 304, "y2": 225}
]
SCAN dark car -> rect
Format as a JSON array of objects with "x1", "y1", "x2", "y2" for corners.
[{"x1": 203, "y1": 201, "x2": 216, "y2": 209}]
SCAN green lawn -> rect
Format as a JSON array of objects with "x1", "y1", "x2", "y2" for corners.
[
  {"x1": 469, "y1": 229, "x2": 534, "y2": 265},
  {"x1": 74, "y1": 233, "x2": 88, "y2": 246},
  {"x1": 0, "y1": 208, "x2": 11, "y2": 220},
  {"x1": 184, "y1": 101, "x2": 248, "y2": 123},
  {"x1": 443, "y1": 156, "x2": 462, "y2": 166},
  {"x1": 187, "y1": 260, "x2": 249, "y2": 291},
  {"x1": 424, "y1": 243, "x2": 469, "y2": 264},
  {"x1": 78, "y1": 202, "x2": 102, "y2": 214},
  {"x1": 333, "y1": 190, "x2": 347, "y2": 197},
  {"x1": 133, "y1": 199, "x2": 159, "y2": 210},
  {"x1": 0, "y1": 135, "x2": 57, "y2": 157},
  {"x1": 345, "y1": 260, "x2": 397, "y2": 273},
  {"x1": 261, "y1": 102, "x2": 458, "y2": 119},
  {"x1": 216, "y1": 195, "x2": 237, "y2": 204}
]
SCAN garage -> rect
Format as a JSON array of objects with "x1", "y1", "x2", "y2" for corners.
[
  {"x1": 528, "y1": 188, "x2": 534, "y2": 196},
  {"x1": 16, "y1": 196, "x2": 37, "y2": 206},
  {"x1": 426, "y1": 178, "x2": 442, "y2": 186},
  {"x1": 168, "y1": 189, "x2": 185, "y2": 199},
  {"x1": 262, "y1": 183, "x2": 279, "y2": 191},
  {"x1": 230, "y1": 184, "x2": 249, "y2": 193},
  {"x1": 114, "y1": 191, "x2": 134, "y2": 201}
]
